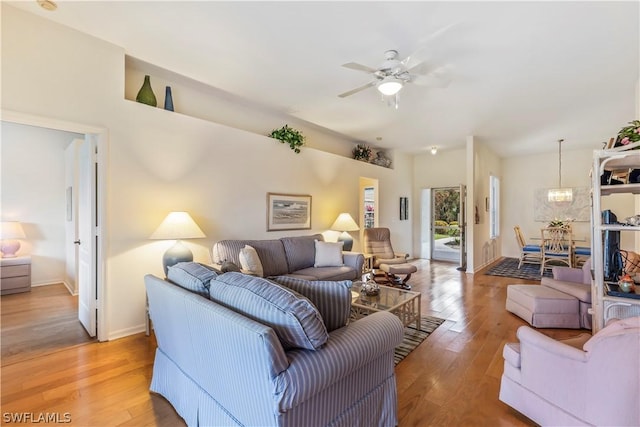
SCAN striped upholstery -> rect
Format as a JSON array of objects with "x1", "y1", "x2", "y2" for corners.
[
  {"x1": 210, "y1": 272, "x2": 329, "y2": 350},
  {"x1": 145, "y1": 273, "x2": 404, "y2": 427},
  {"x1": 166, "y1": 262, "x2": 217, "y2": 296},
  {"x1": 270, "y1": 276, "x2": 352, "y2": 331},
  {"x1": 212, "y1": 239, "x2": 289, "y2": 277},
  {"x1": 281, "y1": 234, "x2": 324, "y2": 272},
  {"x1": 211, "y1": 234, "x2": 363, "y2": 281}
]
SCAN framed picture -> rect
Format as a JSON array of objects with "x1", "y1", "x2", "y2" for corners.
[
  {"x1": 267, "y1": 193, "x2": 312, "y2": 231},
  {"x1": 400, "y1": 197, "x2": 409, "y2": 220}
]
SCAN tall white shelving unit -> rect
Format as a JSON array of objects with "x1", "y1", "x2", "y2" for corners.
[{"x1": 591, "y1": 146, "x2": 640, "y2": 332}]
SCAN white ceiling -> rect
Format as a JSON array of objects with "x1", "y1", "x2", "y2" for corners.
[{"x1": 9, "y1": 1, "x2": 640, "y2": 157}]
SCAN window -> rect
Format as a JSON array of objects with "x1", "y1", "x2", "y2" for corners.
[{"x1": 489, "y1": 175, "x2": 500, "y2": 239}]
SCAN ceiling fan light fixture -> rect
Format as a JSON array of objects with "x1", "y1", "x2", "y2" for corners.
[{"x1": 377, "y1": 77, "x2": 403, "y2": 96}]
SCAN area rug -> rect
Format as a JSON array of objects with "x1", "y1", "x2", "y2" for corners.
[
  {"x1": 484, "y1": 257, "x2": 552, "y2": 281},
  {"x1": 394, "y1": 315, "x2": 445, "y2": 365}
]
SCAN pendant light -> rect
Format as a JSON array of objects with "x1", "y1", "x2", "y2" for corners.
[{"x1": 548, "y1": 139, "x2": 573, "y2": 203}]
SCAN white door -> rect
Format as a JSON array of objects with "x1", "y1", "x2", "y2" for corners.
[{"x1": 77, "y1": 135, "x2": 97, "y2": 337}]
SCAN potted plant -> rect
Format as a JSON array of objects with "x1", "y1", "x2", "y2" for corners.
[
  {"x1": 353, "y1": 144, "x2": 372, "y2": 161},
  {"x1": 615, "y1": 120, "x2": 640, "y2": 148},
  {"x1": 268, "y1": 125, "x2": 305, "y2": 154}
]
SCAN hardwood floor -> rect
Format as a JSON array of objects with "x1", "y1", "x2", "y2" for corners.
[
  {"x1": 1, "y1": 260, "x2": 585, "y2": 426},
  {"x1": 1, "y1": 283, "x2": 95, "y2": 366}
]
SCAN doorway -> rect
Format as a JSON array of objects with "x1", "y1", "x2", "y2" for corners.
[
  {"x1": 1, "y1": 112, "x2": 107, "y2": 342},
  {"x1": 422, "y1": 186, "x2": 466, "y2": 267}
]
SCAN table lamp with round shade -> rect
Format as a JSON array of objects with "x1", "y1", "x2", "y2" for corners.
[
  {"x1": 331, "y1": 213, "x2": 360, "y2": 251},
  {"x1": 150, "y1": 212, "x2": 206, "y2": 276},
  {"x1": 0, "y1": 221, "x2": 26, "y2": 258}
]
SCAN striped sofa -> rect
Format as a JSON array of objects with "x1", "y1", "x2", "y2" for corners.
[
  {"x1": 211, "y1": 234, "x2": 364, "y2": 281},
  {"x1": 145, "y1": 270, "x2": 404, "y2": 427}
]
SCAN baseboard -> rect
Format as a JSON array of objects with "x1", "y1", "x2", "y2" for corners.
[
  {"x1": 108, "y1": 324, "x2": 147, "y2": 341},
  {"x1": 31, "y1": 280, "x2": 78, "y2": 295},
  {"x1": 473, "y1": 256, "x2": 504, "y2": 274}
]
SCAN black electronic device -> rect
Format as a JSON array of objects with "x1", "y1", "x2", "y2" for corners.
[{"x1": 602, "y1": 210, "x2": 623, "y2": 280}]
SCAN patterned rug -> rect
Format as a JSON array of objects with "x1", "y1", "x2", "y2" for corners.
[
  {"x1": 395, "y1": 315, "x2": 445, "y2": 365},
  {"x1": 484, "y1": 257, "x2": 552, "y2": 281}
]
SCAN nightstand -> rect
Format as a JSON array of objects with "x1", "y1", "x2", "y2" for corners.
[{"x1": 1, "y1": 255, "x2": 32, "y2": 295}]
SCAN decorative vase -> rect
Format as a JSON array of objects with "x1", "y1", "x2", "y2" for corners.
[
  {"x1": 135, "y1": 75, "x2": 157, "y2": 107},
  {"x1": 164, "y1": 86, "x2": 174, "y2": 111}
]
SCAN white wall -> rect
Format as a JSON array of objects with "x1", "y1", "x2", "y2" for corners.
[
  {"x1": 2, "y1": 5, "x2": 413, "y2": 339},
  {"x1": 1, "y1": 122, "x2": 81, "y2": 286},
  {"x1": 501, "y1": 147, "x2": 596, "y2": 258},
  {"x1": 470, "y1": 139, "x2": 502, "y2": 271},
  {"x1": 412, "y1": 148, "x2": 466, "y2": 258}
]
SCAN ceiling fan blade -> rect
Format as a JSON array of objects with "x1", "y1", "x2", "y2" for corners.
[
  {"x1": 342, "y1": 62, "x2": 378, "y2": 74},
  {"x1": 411, "y1": 65, "x2": 453, "y2": 88},
  {"x1": 338, "y1": 80, "x2": 378, "y2": 98},
  {"x1": 402, "y1": 22, "x2": 459, "y2": 69},
  {"x1": 406, "y1": 60, "x2": 433, "y2": 76}
]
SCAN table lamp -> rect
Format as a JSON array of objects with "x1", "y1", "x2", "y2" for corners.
[
  {"x1": 150, "y1": 211, "x2": 206, "y2": 276},
  {"x1": 0, "y1": 221, "x2": 26, "y2": 258},
  {"x1": 331, "y1": 213, "x2": 360, "y2": 251}
]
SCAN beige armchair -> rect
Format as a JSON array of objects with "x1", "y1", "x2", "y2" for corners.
[{"x1": 363, "y1": 227, "x2": 416, "y2": 289}]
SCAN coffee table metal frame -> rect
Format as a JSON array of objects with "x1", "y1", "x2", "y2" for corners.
[{"x1": 351, "y1": 285, "x2": 421, "y2": 329}]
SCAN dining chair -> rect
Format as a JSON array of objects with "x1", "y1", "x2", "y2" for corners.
[
  {"x1": 541, "y1": 226, "x2": 573, "y2": 273},
  {"x1": 514, "y1": 226, "x2": 541, "y2": 269}
]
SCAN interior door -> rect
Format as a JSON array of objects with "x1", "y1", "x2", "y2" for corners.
[{"x1": 77, "y1": 135, "x2": 97, "y2": 337}]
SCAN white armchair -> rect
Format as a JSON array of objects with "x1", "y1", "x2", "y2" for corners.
[{"x1": 499, "y1": 316, "x2": 640, "y2": 426}]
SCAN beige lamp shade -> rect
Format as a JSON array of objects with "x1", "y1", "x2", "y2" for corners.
[
  {"x1": 0, "y1": 221, "x2": 26, "y2": 258},
  {"x1": 331, "y1": 213, "x2": 360, "y2": 232},
  {"x1": 150, "y1": 212, "x2": 206, "y2": 240},
  {"x1": 331, "y1": 213, "x2": 359, "y2": 252},
  {"x1": 150, "y1": 212, "x2": 206, "y2": 276}
]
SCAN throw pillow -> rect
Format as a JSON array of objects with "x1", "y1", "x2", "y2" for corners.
[
  {"x1": 209, "y1": 272, "x2": 328, "y2": 350},
  {"x1": 269, "y1": 276, "x2": 352, "y2": 332},
  {"x1": 314, "y1": 240, "x2": 344, "y2": 268},
  {"x1": 238, "y1": 245, "x2": 264, "y2": 277},
  {"x1": 167, "y1": 262, "x2": 218, "y2": 296}
]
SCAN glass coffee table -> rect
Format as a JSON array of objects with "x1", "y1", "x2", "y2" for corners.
[{"x1": 351, "y1": 285, "x2": 421, "y2": 329}]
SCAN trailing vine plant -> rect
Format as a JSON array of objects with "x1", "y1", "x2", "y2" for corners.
[{"x1": 269, "y1": 125, "x2": 305, "y2": 154}]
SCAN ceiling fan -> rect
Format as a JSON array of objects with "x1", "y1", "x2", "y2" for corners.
[{"x1": 338, "y1": 49, "x2": 452, "y2": 99}]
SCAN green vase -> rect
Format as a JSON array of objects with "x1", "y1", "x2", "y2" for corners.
[{"x1": 136, "y1": 75, "x2": 157, "y2": 107}]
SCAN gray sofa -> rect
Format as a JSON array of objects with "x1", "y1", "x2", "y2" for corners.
[
  {"x1": 145, "y1": 266, "x2": 404, "y2": 426},
  {"x1": 211, "y1": 234, "x2": 364, "y2": 281}
]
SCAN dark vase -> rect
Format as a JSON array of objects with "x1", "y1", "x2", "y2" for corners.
[
  {"x1": 629, "y1": 169, "x2": 640, "y2": 184},
  {"x1": 164, "y1": 86, "x2": 174, "y2": 111},
  {"x1": 135, "y1": 75, "x2": 157, "y2": 107}
]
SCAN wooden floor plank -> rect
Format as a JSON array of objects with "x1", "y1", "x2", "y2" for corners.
[{"x1": 1, "y1": 259, "x2": 586, "y2": 425}]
